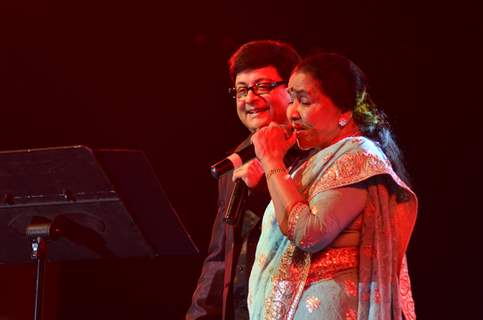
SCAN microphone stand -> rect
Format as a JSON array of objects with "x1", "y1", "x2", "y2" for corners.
[{"x1": 223, "y1": 179, "x2": 248, "y2": 225}]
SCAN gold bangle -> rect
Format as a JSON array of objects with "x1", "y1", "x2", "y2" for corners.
[{"x1": 266, "y1": 168, "x2": 287, "y2": 180}]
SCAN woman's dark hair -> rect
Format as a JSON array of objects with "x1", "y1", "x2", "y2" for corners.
[
  {"x1": 228, "y1": 40, "x2": 301, "y2": 82},
  {"x1": 295, "y1": 53, "x2": 411, "y2": 186}
]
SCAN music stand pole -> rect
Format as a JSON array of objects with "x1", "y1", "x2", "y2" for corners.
[{"x1": 27, "y1": 222, "x2": 52, "y2": 320}]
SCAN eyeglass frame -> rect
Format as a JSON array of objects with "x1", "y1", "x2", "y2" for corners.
[{"x1": 228, "y1": 81, "x2": 288, "y2": 100}]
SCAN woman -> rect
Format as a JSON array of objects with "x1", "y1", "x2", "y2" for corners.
[{"x1": 247, "y1": 53, "x2": 417, "y2": 319}]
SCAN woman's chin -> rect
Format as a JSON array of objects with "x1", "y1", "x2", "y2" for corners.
[{"x1": 296, "y1": 138, "x2": 312, "y2": 150}]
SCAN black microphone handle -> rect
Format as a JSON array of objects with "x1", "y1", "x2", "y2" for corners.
[
  {"x1": 223, "y1": 179, "x2": 248, "y2": 225},
  {"x1": 210, "y1": 158, "x2": 234, "y2": 179},
  {"x1": 210, "y1": 144, "x2": 256, "y2": 179}
]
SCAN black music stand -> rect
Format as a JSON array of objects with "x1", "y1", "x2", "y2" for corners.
[{"x1": 0, "y1": 145, "x2": 198, "y2": 320}]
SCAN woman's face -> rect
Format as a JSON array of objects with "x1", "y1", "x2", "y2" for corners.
[{"x1": 287, "y1": 71, "x2": 345, "y2": 150}]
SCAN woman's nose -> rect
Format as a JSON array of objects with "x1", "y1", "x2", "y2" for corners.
[{"x1": 287, "y1": 102, "x2": 300, "y2": 121}]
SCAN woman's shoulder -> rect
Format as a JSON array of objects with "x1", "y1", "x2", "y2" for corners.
[
  {"x1": 333, "y1": 137, "x2": 392, "y2": 176},
  {"x1": 304, "y1": 137, "x2": 394, "y2": 196},
  {"x1": 308, "y1": 136, "x2": 387, "y2": 167},
  {"x1": 338, "y1": 136, "x2": 384, "y2": 157}
]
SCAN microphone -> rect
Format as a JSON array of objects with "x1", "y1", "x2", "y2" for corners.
[
  {"x1": 210, "y1": 144, "x2": 255, "y2": 179},
  {"x1": 210, "y1": 125, "x2": 293, "y2": 179},
  {"x1": 223, "y1": 179, "x2": 248, "y2": 225}
]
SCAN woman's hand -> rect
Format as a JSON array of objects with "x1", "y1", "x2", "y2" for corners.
[{"x1": 251, "y1": 122, "x2": 296, "y2": 170}]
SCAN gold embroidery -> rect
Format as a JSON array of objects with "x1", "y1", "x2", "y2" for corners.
[
  {"x1": 305, "y1": 247, "x2": 358, "y2": 287},
  {"x1": 400, "y1": 257, "x2": 416, "y2": 320},
  {"x1": 305, "y1": 296, "x2": 320, "y2": 313},
  {"x1": 287, "y1": 202, "x2": 309, "y2": 242},
  {"x1": 265, "y1": 244, "x2": 311, "y2": 320},
  {"x1": 343, "y1": 279, "x2": 358, "y2": 297},
  {"x1": 309, "y1": 150, "x2": 393, "y2": 201},
  {"x1": 345, "y1": 309, "x2": 357, "y2": 320},
  {"x1": 265, "y1": 281, "x2": 294, "y2": 319}
]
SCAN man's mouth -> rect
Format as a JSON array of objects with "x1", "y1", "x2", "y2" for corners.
[{"x1": 246, "y1": 107, "x2": 270, "y2": 115}]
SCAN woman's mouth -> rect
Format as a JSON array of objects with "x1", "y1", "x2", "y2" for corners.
[{"x1": 291, "y1": 124, "x2": 305, "y2": 132}]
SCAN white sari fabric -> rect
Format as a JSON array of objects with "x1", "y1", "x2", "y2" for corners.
[{"x1": 248, "y1": 137, "x2": 417, "y2": 320}]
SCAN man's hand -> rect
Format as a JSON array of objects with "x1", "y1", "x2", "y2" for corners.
[{"x1": 232, "y1": 159, "x2": 264, "y2": 188}]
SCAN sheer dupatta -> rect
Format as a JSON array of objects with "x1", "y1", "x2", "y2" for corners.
[{"x1": 358, "y1": 179, "x2": 417, "y2": 319}]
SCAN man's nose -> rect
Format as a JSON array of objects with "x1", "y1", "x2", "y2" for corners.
[{"x1": 244, "y1": 88, "x2": 259, "y2": 104}]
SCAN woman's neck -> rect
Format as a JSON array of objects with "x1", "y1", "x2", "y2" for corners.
[{"x1": 331, "y1": 122, "x2": 361, "y2": 145}]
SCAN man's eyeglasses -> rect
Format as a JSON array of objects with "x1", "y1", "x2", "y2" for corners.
[{"x1": 229, "y1": 81, "x2": 287, "y2": 99}]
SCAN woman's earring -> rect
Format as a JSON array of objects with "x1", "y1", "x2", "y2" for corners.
[{"x1": 338, "y1": 118, "x2": 348, "y2": 127}]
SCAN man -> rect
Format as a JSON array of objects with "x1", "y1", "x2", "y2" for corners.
[{"x1": 186, "y1": 40, "x2": 303, "y2": 320}]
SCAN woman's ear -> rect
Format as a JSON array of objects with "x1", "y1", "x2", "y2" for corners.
[{"x1": 338, "y1": 111, "x2": 353, "y2": 127}]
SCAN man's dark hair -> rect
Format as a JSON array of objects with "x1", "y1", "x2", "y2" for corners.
[{"x1": 228, "y1": 40, "x2": 301, "y2": 82}]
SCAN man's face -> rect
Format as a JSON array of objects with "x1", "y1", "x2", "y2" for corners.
[{"x1": 234, "y1": 66, "x2": 290, "y2": 132}]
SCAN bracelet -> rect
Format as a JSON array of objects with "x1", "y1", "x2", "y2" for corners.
[{"x1": 266, "y1": 168, "x2": 287, "y2": 180}]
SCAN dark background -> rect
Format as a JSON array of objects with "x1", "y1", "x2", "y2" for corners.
[{"x1": 0, "y1": 0, "x2": 480, "y2": 319}]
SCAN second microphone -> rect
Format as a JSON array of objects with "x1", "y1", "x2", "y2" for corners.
[{"x1": 210, "y1": 144, "x2": 255, "y2": 179}]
